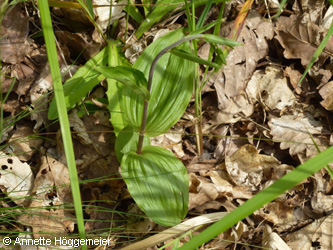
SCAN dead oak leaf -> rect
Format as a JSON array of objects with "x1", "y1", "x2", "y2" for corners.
[
  {"x1": 275, "y1": 15, "x2": 333, "y2": 66},
  {"x1": 0, "y1": 4, "x2": 31, "y2": 64},
  {"x1": 218, "y1": 10, "x2": 274, "y2": 97},
  {"x1": 212, "y1": 11, "x2": 274, "y2": 123}
]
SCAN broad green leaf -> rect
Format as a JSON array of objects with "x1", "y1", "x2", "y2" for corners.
[
  {"x1": 95, "y1": 65, "x2": 150, "y2": 101},
  {"x1": 170, "y1": 48, "x2": 222, "y2": 68},
  {"x1": 115, "y1": 126, "x2": 150, "y2": 162},
  {"x1": 202, "y1": 34, "x2": 241, "y2": 47},
  {"x1": 48, "y1": 47, "x2": 108, "y2": 120},
  {"x1": 106, "y1": 40, "x2": 127, "y2": 136},
  {"x1": 122, "y1": 28, "x2": 195, "y2": 136},
  {"x1": 121, "y1": 146, "x2": 189, "y2": 226}
]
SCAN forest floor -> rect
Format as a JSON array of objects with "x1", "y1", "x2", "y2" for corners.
[{"x1": 1, "y1": 0, "x2": 333, "y2": 249}]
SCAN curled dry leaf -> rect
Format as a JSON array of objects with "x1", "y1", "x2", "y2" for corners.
[
  {"x1": 188, "y1": 173, "x2": 219, "y2": 210},
  {"x1": 0, "y1": 155, "x2": 34, "y2": 206},
  {"x1": 275, "y1": 15, "x2": 333, "y2": 66},
  {"x1": 218, "y1": 10, "x2": 274, "y2": 97},
  {"x1": 319, "y1": 81, "x2": 333, "y2": 110},
  {"x1": 0, "y1": 4, "x2": 31, "y2": 64},
  {"x1": 224, "y1": 144, "x2": 280, "y2": 191},
  {"x1": 246, "y1": 66, "x2": 295, "y2": 110}
]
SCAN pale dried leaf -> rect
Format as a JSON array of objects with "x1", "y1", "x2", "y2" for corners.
[
  {"x1": 69, "y1": 110, "x2": 94, "y2": 145},
  {"x1": 275, "y1": 15, "x2": 333, "y2": 66},
  {"x1": 263, "y1": 225, "x2": 292, "y2": 250},
  {"x1": 323, "y1": 5, "x2": 333, "y2": 29},
  {"x1": 151, "y1": 126, "x2": 185, "y2": 158},
  {"x1": 246, "y1": 66, "x2": 295, "y2": 110},
  {"x1": 0, "y1": 155, "x2": 34, "y2": 205},
  {"x1": 120, "y1": 212, "x2": 228, "y2": 250},
  {"x1": 319, "y1": 81, "x2": 333, "y2": 110},
  {"x1": 268, "y1": 114, "x2": 328, "y2": 157},
  {"x1": 19, "y1": 155, "x2": 75, "y2": 238}
]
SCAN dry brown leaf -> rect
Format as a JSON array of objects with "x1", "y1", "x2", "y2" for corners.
[
  {"x1": 218, "y1": 10, "x2": 274, "y2": 97},
  {"x1": 256, "y1": 201, "x2": 307, "y2": 230},
  {"x1": 268, "y1": 114, "x2": 328, "y2": 157},
  {"x1": 286, "y1": 214, "x2": 333, "y2": 250},
  {"x1": 283, "y1": 65, "x2": 310, "y2": 95},
  {"x1": 8, "y1": 122, "x2": 43, "y2": 161},
  {"x1": 0, "y1": 4, "x2": 31, "y2": 64},
  {"x1": 188, "y1": 173, "x2": 219, "y2": 210},
  {"x1": 319, "y1": 81, "x2": 333, "y2": 110},
  {"x1": 55, "y1": 30, "x2": 102, "y2": 60},
  {"x1": 275, "y1": 15, "x2": 333, "y2": 66},
  {"x1": 213, "y1": 10, "x2": 274, "y2": 123}
]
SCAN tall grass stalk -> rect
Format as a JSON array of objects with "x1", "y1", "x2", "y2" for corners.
[{"x1": 37, "y1": 1, "x2": 86, "y2": 248}]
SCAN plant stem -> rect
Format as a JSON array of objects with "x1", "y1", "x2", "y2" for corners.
[{"x1": 137, "y1": 34, "x2": 203, "y2": 154}]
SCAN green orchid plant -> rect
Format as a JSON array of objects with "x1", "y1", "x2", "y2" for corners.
[{"x1": 48, "y1": 28, "x2": 239, "y2": 225}]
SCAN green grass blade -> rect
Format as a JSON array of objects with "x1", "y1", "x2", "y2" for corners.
[
  {"x1": 170, "y1": 48, "x2": 222, "y2": 68},
  {"x1": 77, "y1": 0, "x2": 94, "y2": 20},
  {"x1": 124, "y1": 0, "x2": 144, "y2": 24},
  {"x1": 37, "y1": 0, "x2": 86, "y2": 247},
  {"x1": 179, "y1": 146, "x2": 333, "y2": 249},
  {"x1": 135, "y1": 0, "x2": 221, "y2": 38},
  {"x1": 298, "y1": 18, "x2": 333, "y2": 86},
  {"x1": 196, "y1": 0, "x2": 213, "y2": 29}
]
